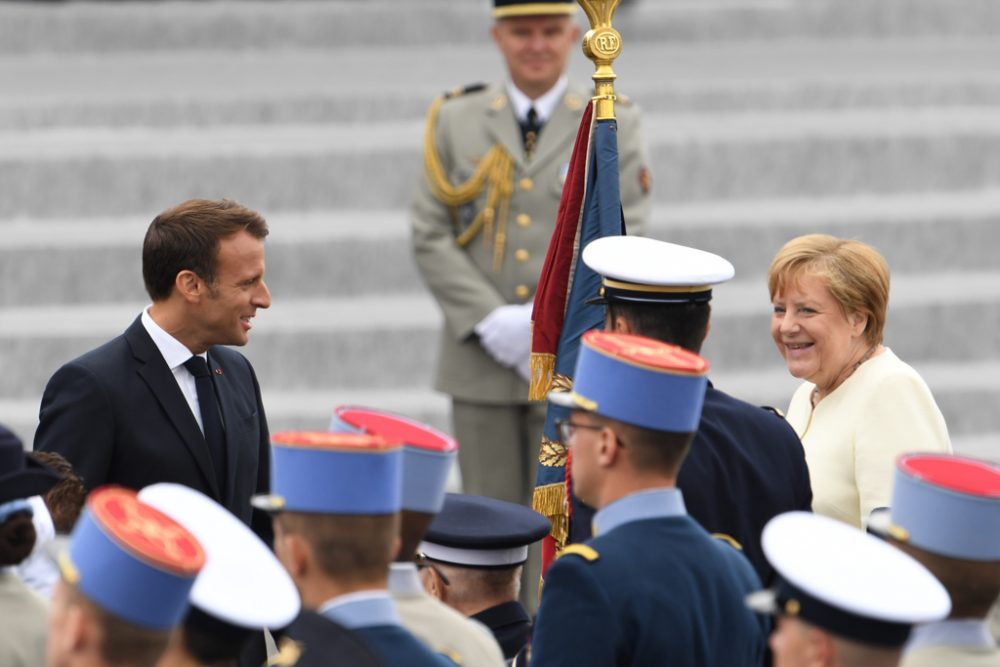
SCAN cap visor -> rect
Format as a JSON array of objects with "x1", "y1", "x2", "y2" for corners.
[{"x1": 547, "y1": 390, "x2": 596, "y2": 412}]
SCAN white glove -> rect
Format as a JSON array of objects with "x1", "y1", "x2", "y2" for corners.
[{"x1": 474, "y1": 303, "x2": 533, "y2": 369}]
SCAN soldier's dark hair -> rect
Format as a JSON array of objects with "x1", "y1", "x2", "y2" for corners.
[
  {"x1": 604, "y1": 418, "x2": 694, "y2": 476},
  {"x1": 181, "y1": 606, "x2": 255, "y2": 665},
  {"x1": 606, "y1": 301, "x2": 711, "y2": 353},
  {"x1": 0, "y1": 512, "x2": 36, "y2": 566},
  {"x1": 142, "y1": 199, "x2": 269, "y2": 302},
  {"x1": 894, "y1": 541, "x2": 1000, "y2": 618}
]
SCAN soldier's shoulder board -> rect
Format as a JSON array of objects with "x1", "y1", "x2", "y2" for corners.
[
  {"x1": 443, "y1": 83, "x2": 489, "y2": 101},
  {"x1": 711, "y1": 533, "x2": 744, "y2": 552},
  {"x1": 761, "y1": 405, "x2": 786, "y2": 418},
  {"x1": 559, "y1": 544, "x2": 600, "y2": 562}
]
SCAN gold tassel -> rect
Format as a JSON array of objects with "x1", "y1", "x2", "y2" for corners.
[
  {"x1": 529, "y1": 352, "x2": 556, "y2": 401},
  {"x1": 532, "y1": 482, "x2": 569, "y2": 550}
]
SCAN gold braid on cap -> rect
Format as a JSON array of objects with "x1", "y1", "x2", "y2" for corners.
[{"x1": 423, "y1": 94, "x2": 515, "y2": 272}]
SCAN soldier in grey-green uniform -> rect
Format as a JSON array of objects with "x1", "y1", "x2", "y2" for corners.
[{"x1": 411, "y1": 0, "x2": 651, "y2": 509}]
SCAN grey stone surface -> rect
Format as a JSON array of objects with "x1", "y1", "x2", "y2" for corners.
[{"x1": 0, "y1": 0, "x2": 997, "y2": 466}]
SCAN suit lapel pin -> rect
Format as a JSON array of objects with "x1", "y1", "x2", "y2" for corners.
[{"x1": 214, "y1": 368, "x2": 223, "y2": 376}]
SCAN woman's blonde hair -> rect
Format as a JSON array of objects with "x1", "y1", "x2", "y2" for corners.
[{"x1": 767, "y1": 234, "x2": 890, "y2": 346}]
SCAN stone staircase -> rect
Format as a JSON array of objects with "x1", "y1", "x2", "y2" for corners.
[{"x1": 1, "y1": 0, "x2": 998, "y2": 463}]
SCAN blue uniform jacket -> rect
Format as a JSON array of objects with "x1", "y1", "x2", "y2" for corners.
[{"x1": 535, "y1": 490, "x2": 768, "y2": 667}]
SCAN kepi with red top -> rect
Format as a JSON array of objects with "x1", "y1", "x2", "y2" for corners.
[
  {"x1": 252, "y1": 431, "x2": 403, "y2": 515},
  {"x1": 57, "y1": 485, "x2": 205, "y2": 630},
  {"x1": 330, "y1": 406, "x2": 458, "y2": 514},
  {"x1": 870, "y1": 453, "x2": 1000, "y2": 561},
  {"x1": 548, "y1": 330, "x2": 709, "y2": 433}
]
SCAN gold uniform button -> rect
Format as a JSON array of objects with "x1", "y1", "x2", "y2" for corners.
[
  {"x1": 515, "y1": 249, "x2": 530, "y2": 263},
  {"x1": 515, "y1": 285, "x2": 530, "y2": 299},
  {"x1": 516, "y1": 213, "x2": 531, "y2": 227},
  {"x1": 519, "y1": 177, "x2": 534, "y2": 191}
]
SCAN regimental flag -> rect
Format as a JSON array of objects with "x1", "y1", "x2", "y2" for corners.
[{"x1": 529, "y1": 99, "x2": 625, "y2": 574}]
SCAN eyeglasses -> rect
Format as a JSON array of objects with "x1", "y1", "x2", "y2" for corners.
[{"x1": 556, "y1": 418, "x2": 603, "y2": 444}]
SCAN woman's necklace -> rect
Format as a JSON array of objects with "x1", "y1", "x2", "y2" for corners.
[{"x1": 812, "y1": 344, "x2": 880, "y2": 406}]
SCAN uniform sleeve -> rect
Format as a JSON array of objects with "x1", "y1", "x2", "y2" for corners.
[
  {"x1": 615, "y1": 102, "x2": 652, "y2": 237},
  {"x1": 33, "y1": 362, "x2": 114, "y2": 492},
  {"x1": 531, "y1": 557, "x2": 619, "y2": 667},
  {"x1": 410, "y1": 103, "x2": 507, "y2": 342},
  {"x1": 854, "y1": 370, "x2": 952, "y2": 523}
]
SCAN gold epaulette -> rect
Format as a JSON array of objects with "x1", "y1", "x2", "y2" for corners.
[
  {"x1": 558, "y1": 544, "x2": 600, "y2": 562},
  {"x1": 712, "y1": 533, "x2": 744, "y2": 551},
  {"x1": 423, "y1": 83, "x2": 515, "y2": 271},
  {"x1": 267, "y1": 637, "x2": 303, "y2": 666}
]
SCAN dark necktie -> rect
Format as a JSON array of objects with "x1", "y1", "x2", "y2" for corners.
[
  {"x1": 521, "y1": 106, "x2": 541, "y2": 156},
  {"x1": 183, "y1": 356, "x2": 227, "y2": 496}
]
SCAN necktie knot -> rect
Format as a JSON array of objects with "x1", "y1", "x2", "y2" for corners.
[{"x1": 184, "y1": 356, "x2": 210, "y2": 379}]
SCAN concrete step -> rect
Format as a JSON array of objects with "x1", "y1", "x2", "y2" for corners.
[
  {"x1": 3, "y1": 190, "x2": 1000, "y2": 307},
  {"x1": 3, "y1": 41, "x2": 1000, "y2": 130},
  {"x1": 1, "y1": 270, "x2": 997, "y2": 398},
  {"x1": 2, "y1": 0, "x2": 1000, "y2": 55},
  {"x1": 6, "y1": 106, "x2": 1000, "y2": 217}
]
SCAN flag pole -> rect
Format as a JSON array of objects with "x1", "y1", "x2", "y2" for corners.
[{"x1": 578, "y1": 0, "x2": 623, "y2": 121}]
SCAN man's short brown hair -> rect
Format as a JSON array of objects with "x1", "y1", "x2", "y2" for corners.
[
  {"x1": 142, "y1": 198, "x2": 269, "y2": 301},
  {"x1": 604, "y1": 418, "x2": 694, "y2": 477},
  {"x1": 67, "y1": 585, "x2": 171, "y2": 666},
  {"x1": 278, "y1": 512, "x2": 399, "y2": 583}
]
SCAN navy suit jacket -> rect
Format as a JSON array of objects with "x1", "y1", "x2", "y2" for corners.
[{"x1": 34, "y1": 317, "x2": 272, "y2": 540}]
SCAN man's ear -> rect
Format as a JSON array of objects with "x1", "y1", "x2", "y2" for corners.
[
  {"x1": 174, "y1": 270, "x2": 203, "y2": 303},
  {"x1": 283, "y1": 532, "x2": 311, "y2": 580},
  {"x1": 611, "y1": 315, "x2": 632, "y2": 335},
  {"x1": 806, "y1": 625, "x2": 835, "y2": 667},
  {"x1": 65, "y1": 602, "x2": 92, "y2": 659},
  {"x1": 596, "y1": 425, "x2": 620, "y2": 468}
]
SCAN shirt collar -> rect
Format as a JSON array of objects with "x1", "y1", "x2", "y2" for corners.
[
  {"x1": 906, "y1": 619, "x2": 996, "y2": 652},
  {"x1": 388, "y1": 563, "x2": 425, "y2": 597},
  {"x1": 593, "y1": 488, "x2": 686, "y2": 537},
  {"x1": 318, "y1": 590, "x2": 400, "y2": 630},
  {"x1": 141, "y1": 306, "x2": 203, "y2": 369},
  {"x1": 506, "y1": 76, "x2": 568, "y2": 124}
]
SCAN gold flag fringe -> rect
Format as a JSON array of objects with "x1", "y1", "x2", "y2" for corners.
[
  {"x1": 532, "y1": 482, "x2": 569, "y2": 550},
  {"x1": 529, "y1": 352, "x2": 556, "y2": 401}
]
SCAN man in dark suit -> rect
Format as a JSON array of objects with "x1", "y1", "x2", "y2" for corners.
[{"x1": 34, "y1": 198, "x2": 273, "y2": 540}]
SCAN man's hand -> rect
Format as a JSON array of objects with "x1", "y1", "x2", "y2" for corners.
[{"x1": 474, "y1": 303, "x2": 533, "y2": 371}]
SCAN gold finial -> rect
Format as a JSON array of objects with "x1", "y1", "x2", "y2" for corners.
[{"x1": 577, "y1": 0, "x2": 623, "y2": 120}]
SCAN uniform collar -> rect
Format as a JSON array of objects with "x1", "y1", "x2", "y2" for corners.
[
  {"x1": 387, "y1": 563, "x2": 425, "y2": 597},
  {"x1": 593, "y1": 488, "x2": 686, "y2": 537},
  {"x1": 318, "y1": 590, "x2": 400, "y2": 630},
  {"x1": 906, "y1": 619, "x2": 996, "y2": 652},
  {"x1": 141, "y1": 306, "x2": 204, "y2": 369},
  {"x1": 506, "y1": 76, "x2": 568, "y2": 124}
]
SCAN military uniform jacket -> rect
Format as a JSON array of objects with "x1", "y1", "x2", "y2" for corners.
[
  {"x1": 390, "y1": 563, "x2": 505, "y2": 667},
  {"x1": 0, "y1": 572, "x2": 49, "y2": 667},
  {"x1": 677, "y1": 384, "x2": 812, "y2": 586},
  {"x1": 412, "y1": 82, "x2": 650, "y2": 404},
  {"x1": 532, "y1": 491, "x2": 768, "y2": 667}
]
